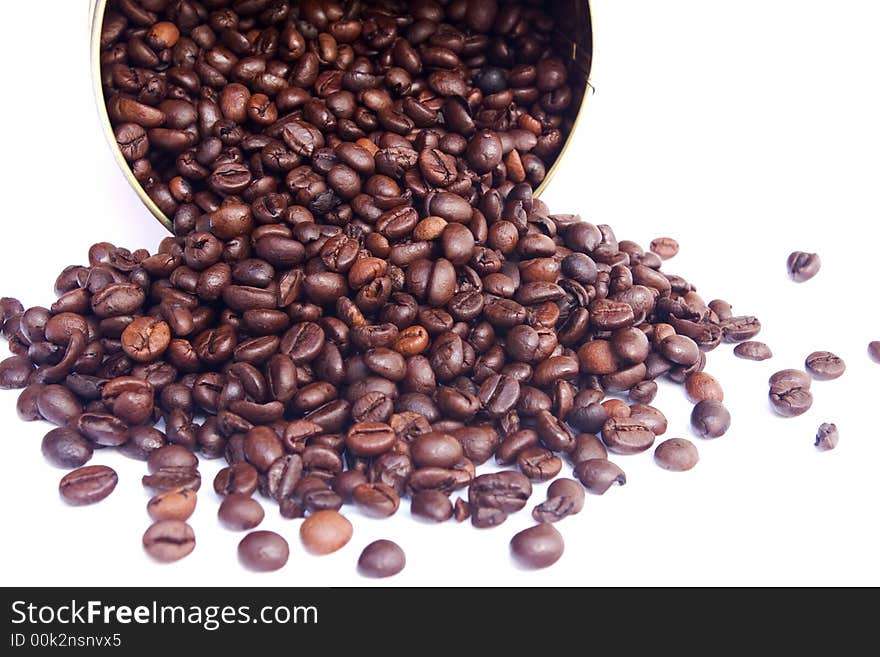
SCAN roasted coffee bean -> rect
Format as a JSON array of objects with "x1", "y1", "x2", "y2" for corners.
[
  {"x1": 347, "y1": 422, "x2": 397, "y2": 457},
  {"x1": 601, "y1": 417, "x2": 655, "y2": 455},
  {"x1": 654, "y1": 438, "x2": 699, "y2": 471},
  {"x1": 734, "y1": 341, "x2": 773, "y2": 361},
  {"x1": 720, "y1": 316, "x2": 761, "y2": 343},
  {"x1": 0, "y1": 356, "x2": 33, "y2": 389},
  {"x1": 532, "y1": 478, "x2": 585, "y2": 523},
  {"x1": 411, "y1": 432, "x2": 463, "y2": 468},
  {"x1": 358, "y1": 540, "x2": 406, "y2": 578},
  {"x1": 870, "y1": 341, "x2": 880, "y2": 363},
  {"x1": 787, "y1": 251, "x2": 821, "y2": 282},
  {"x1": 300, "y1": 510, "x2": 352, "y2": 555},
  {"x1": 805, "y1": 351, "x2": 846, "y2": 380},
  {"x1": 411, "y1": 489, "x2": 453, "y2": 523},
  {"x1": 143, "y1": 520, "x2": 196, "y2": 563},
  {"x1": 649, "y1": 237, "x2": 679, "y2": 260},
  {"x1": 37, "y1": 385, "x2": 82, "y2": 426},
  {"x1": 41, "y1": 427, "x2": 93, "y2": 469},
  {"x1": 142, "y1": 466, "x2": 201, "y2": 492},
  {"x1": 574, "y1": 459, "x2": 626, "y2": 495},
  {"x1": 148, "y1": 444, "x2": 197, "y2": 473},
  {"x1": 629, "y1": 380, "x2": 658, "y2": 404},
  {"x1": 517, "y1": 447, "x2": 562, "y2": 482},
  {"x1": 471, "y1": 506, "x2": 507, "y2": 529},
  {"x1": 353, "y1": 482, "x2": 400, "y2": 518},
  {"x1": 510, "y1": 523, "x2": 564, "y2": 569},
  {"x1": 468, "y1": 471, "x2": 532, "y2": 513},
  {"x1": 59, "y1": 465, "x2": 118, "y2": 505},
  {"x1": 768, "y1": 369, "x2": 812, "y2": 418},
  {"x1": 214, "y1": 463, "x2": 259, "y2": 497},
  {"x1": 691, "y1": 400, "x2": 732, "y2": 437},
  {"x1": 569, "y1": 433, "x2": 608, "y2": 464},
  {"x1": 685, "y1": 372, "x2": 724, "y2": 403},
  {"x1": 238, "y1": 530, "x2": 288, "y2": 571},
  {"x1": 147, "y1": 488, "x2": 197, "y2": 522},
  {"x1": 219, "y1": 494, "x2": 265, "y2": 530},
  {"x1": 121, "y1": 317, "x2": 171, "y2": 362},
  {"x1": 815, "y1": 423, "x2": 839, "y2": 451}
]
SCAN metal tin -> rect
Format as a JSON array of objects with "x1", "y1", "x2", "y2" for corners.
[{"x1": 90, "y1": 0, "x2": 593, "y2": 233}]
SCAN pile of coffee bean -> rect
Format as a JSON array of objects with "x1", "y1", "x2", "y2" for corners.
[{"x1": 0, "y1": 0, "x2": 780, "y2": 575}]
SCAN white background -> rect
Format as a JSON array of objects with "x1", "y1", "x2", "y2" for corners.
[{"x1": 0, "y1": 0, "x2": 878, "y2": 587}]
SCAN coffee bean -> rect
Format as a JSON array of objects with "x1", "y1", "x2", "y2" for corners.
[
  {"x1": 654, "y1": 438, "x2": 699, "y2": 471},
  {"x1": 510, "y1": 524, "x2": 564, "y2": 569},
  {"x1": 0, "y1": 355, "x2": 33, "y2": 389},
  {"x1": 471, "y1": 506, "x2": 508, "y2": 529},
  {"x1": 213, "y1": 463, "x2": 259, "y2": 497},
  {"x1": 734, "y1": 341, "x2": 773, "y2": 361},
  {"x1": 238, "y1": 530, "x2": 289, "y2": 572},
  {"x1": 143, "y1": 520, "x2": 196, "y2": 563},
  {"x1": 353, "y1": 482, "x2": 400, "y2": 518},
  {"x1": 300, "y1": 510, "x2": 352, "y2": 555},
  {"x1": 601, "y1": 417, "x2": 655, "y2": 455},
  {"x1": 868, "y1": 341, "x2": 880, "y2": 363},
  {"x1": 121, "y1": 317, "x2": 171, "y2": 362},
  {"x1": 468, "y1": 471, "x2": 532, "y2": 513},
  {"x1": 768, "y1": 369, "x2": 813, "y2": 417},
  {"x1": 649, "y1": 237, "x2": 679, "y2": 259},
  {"x1": 568, "y1": 433, "x2": 608, "y2": 464},
  {"x1": 147, "y1": 488, "x2": 197, "y2": 522},
  {"x1": 59, "y1": 465, "x2": 118, "y2": 505},
  {"x1": 805, "y1": 351, "x2": 846, "y2": 380},
  {"x1": 815, "y1": 423, "x2": 839, "y2": 451},
  {"x1": 37, "y1": 384, "x2": 82, "y2": 426},
  {"x1": 532, "y1": 478, "x2": 585, "y2": 523},
  {"x1": 517, "y1": 447, "x2": 562, "y2": 482},
  {"x1": 787, "y1": 251, "x2": 821, "y2": 282},
  {"x1": 574, "y1": 459, "x2": 626, "y2": 495},
  {"x1": 142, "y1": 466, "x2": 201, "y2": 492},
  {"x1": 691, "y1": 400, "x2": 732, "y2": 437},
  {"x1": 720, "y1": 316, "x2": 762, "y2": 343},
  {"x1": 411, "y1": 490, "x2": 453, "y2": 523},
  {"x1": 218, "y1": 494, "x2": 265, "y2": 530},
  {"x1": 411, "y1": 432, "x2": 463, "y2": 468},
  {"x1": 357, "y1": 539, "x2": 406, "y2": 578},
  {"x1": 685, "y1": 372, "x2": 724, "y2": 402},
  {"x1": 41, "y1": 428, "x2": 93, "y2": 469}
]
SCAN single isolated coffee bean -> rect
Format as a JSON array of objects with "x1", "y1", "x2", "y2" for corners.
[
  {"x1": 787, "y1": 251, "x2": 821, "y2": 282},
  {"x1": 815, "y1": 423, "x2": 839, "y2": 451},
  {"x1": 510, "y1": 523, "x2": 564, "y2": 569},
  {"x1": 805, "y1": 351, "x2": 846, "y2": 381},
  {"x1": 649, "y1": 237, "x2": 679, "y2": 260},
  {"x1": 218, "y1": 494, "x2": 265, "y2": 531},
  {"x1": 869, "y1": 342, "x2": 880, "y2": 363},
  {"x1": 734, "y1": 341, "x2": 773, "y2": 361},
  {"x1": 654, "y1": 438, "x2": 699, "y2": 472},
  {"x1": 238, "y1": 531, "x2": 289, "y2": 572},
  {"x1": 59, "y1": 465, "x2": 118, "y2": 505},
  {"x1": 768, "y1": 369, "x2": 813, "y2": 417},
  {"x1": 143, "y1": 520, "x2": 196, "y2": 563},
  {"x1": 357, "y1": 540, "x2": 406, "y2": 578}
]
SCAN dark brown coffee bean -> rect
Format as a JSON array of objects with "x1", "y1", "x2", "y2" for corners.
[
  {"x1": 691, "y1": 400, "x2": 732, "y2": 437},
  {"x1": 59, "y1": 465, "x2": 118, "y2": 505},
  {"x1": 510, "y1": 523, "x2": 564, "y2": 569},
  {"x1": 411, "y1": 431, "x2": 464, "y2": 468},
  {"x1": 353, "y1": 482, "x2": 400, "y2": 518},
  {"x1": 142, "y1": 466, "x2": 201, "y2": 492},
  {"x1": 411, "y1": 489, "x2": 453, "y2": 523},
  {"x1": 468, "y1": 471, "x2": 532, "y2": 513},
  {"x1": 574, "y1": 459, "x2": 627, "y2": 495},
  {"x1": 654, "y1": 438, "x2": 699, "y2": 471},
  {"x1": 768, "y1": 369, "x2": 812, "y2": 418},
  {"x1": 532, "y1": 478, "x2": 585, "y2": 523},
  {"x1": 219, "y1": 494, "x2": 265, "y2": 530},
  {"x1": 602, "y1": 417, "x2": 656, "y2": 455},
  {"x1": 41, "y1": 427, "x2": 93, "y2": 469},
  {"x1": 143, "y1": 520, "x2": 196, "y2": 563},
  {"x1": 517, "y1": 447, "x2": 562, "y2": 482},
  {"x1": 358, "y1": 540, "x2": 406, "y2": 578},
  {"x1": 214, "y1": 463, "x2": 259, "y2": 497},
  {"x1": 238, "y1": 530, "x2": 288, "y2": 571},
  {"x1": 720, "y1": 316, "x2": 762, "y2": 343}
]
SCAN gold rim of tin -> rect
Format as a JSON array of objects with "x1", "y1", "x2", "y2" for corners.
[{"x1": 90, "y1": 0, "x2": 592, "y2": 233}]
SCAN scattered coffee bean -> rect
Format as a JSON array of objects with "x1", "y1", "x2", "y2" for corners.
[
  {"x1": 147, "y1": 489, "x2": 197, "y2": 522},
  {"x1": 510, "y1": 524, "x2": 564, "y2": 569},
  {"x1": 300, "y1": 510, "x2": 352, "y2": 555},
  {"x1": 805, "y1": 351, "x2": 846, "y2": 381},
  {"x1": 768, "y1": 369, "x2": 813, "y2": 418},
  {"x1": 814, "y1": 423, "x2": 839, "y2": 451},
  {"x1": 787, "y1": 251, "x2": 821, "y2": 282},
  {"x1": 654, "y1": 438, "x2": 699, "y2": 471},
  {"x1": 238, "y1": 531, "x2": 289, "y2": 572},
  {"x1": 649, "y1": 237, "x2": 679, "y2": 260},
  {"x1": 41, "y1": 427, "x2": 93, "y2": 469},
  {"x1": 574, "y1": 459, "x2": 626, "y2": 495},
  {"x1": 59, "y1": 465, "x2": 118, "y2": 505},
  {"x1": 218, "y1": 494, "x2": 265, "y2": 531},
  {"x1": 357, "y1": 540, "x2": 406, "y2": 578},
  {"x1": 143, "y1": 520, "x2": 195, "y2": 563},
  {"x1": 690, "y1": 400, "x2": 731, "y2": 438},
  {"x1": 532, "y1": 478, "x2": 585, "y2": 523},
  {"x1": 685, "y1": 372, "x2": 723, "y2": 403},
  {"x1": 734, "y1": 341, "x2": 773, "y2": 361},
  {"x1": 869, "y1": 342, "x2": 880, "y2": 363}
]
